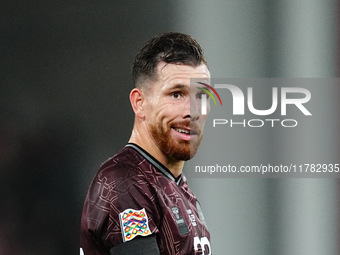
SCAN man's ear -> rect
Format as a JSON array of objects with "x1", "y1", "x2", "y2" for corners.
[{"x1": 130, "y1": 88, "x2": 145, "y2": 119}]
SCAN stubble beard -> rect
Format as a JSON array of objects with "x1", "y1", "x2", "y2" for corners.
[{"x1": 149, "y1": 121, "x2": 202, "y2": 161}]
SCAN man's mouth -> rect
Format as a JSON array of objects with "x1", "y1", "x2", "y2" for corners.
[
  {"x1": 172, "y1": 127, "x2": 198, "y2": 137},
  {"x1": 174, "y1": 128, "x2": 190, "y2": 134}
]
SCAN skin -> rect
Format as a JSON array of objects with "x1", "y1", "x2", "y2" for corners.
[{"x1": 129, "y1": 61, "x2": 210, "y2": 178}]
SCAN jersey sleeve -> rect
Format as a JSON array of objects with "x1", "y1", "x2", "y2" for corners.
[{"x1": 80, "y1": 164, "x2": 161, "y2": 254}]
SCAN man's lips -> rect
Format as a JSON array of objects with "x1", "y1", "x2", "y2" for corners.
[{"x1": 171, "y1": 127, "x2": 199, "y2": 136}]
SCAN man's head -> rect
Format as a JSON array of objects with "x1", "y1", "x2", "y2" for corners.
[
  {"x1": 132, "y1": 32, "x2": 207, "y2": 89},
  {"x1": 129, "y1": 32, "x2": 210, "y2": 164}
]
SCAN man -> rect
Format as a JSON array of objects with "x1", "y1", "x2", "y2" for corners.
[{"x1": 80, "y1": 32, "x2": 212, "y2": 255}]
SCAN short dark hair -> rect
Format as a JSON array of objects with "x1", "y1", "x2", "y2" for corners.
[{"x1": 132, "y1": 32, "x2": 208, "y2": 88}]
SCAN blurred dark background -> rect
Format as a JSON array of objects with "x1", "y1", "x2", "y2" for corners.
[
  {"x1": 1, "y1": 1, "x2": 174, "y2": 254},
  {"x1": 1, "y1": 1, "x2": 339, "y2": 254}
]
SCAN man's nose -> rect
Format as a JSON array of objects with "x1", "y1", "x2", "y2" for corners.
[{"x1": 184, "y1": 96, "x2": 200, "y2": 120}]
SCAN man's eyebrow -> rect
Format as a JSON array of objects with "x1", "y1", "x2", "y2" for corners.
[
  {"x1": 168, "y1": 83, "x2": 212, "y2": 92},
  {"x1": 169, "y1": 84, "x2": 188, "y2": 90}
]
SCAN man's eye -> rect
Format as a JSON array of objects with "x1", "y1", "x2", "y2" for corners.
[{"x1": 171, "y1": 92, "x2": 182, "y2": 99}]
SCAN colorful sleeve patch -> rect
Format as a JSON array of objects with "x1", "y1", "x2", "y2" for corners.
[{"x1": 119, "y1": 208, "x2": 152, "y2": 242}]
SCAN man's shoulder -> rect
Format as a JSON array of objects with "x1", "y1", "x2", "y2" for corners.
[
  {"x1": 96, "y1": 145, "x2": 145, "y2": 180},
  {"x1": 85, "y1": 145, "x2": 158, "y2": 204},
  {"x1": 88, "y1": 144, "x2": 172, "y2": 195}
]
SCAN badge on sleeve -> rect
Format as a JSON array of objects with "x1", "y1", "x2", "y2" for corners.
[{"x1": 119, "y1": 208, "x2": 152, "y2": 242}]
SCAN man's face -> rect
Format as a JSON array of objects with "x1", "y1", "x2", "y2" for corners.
[{"x1": 143, "y1": 62, "x2": 210, "y2": 161}]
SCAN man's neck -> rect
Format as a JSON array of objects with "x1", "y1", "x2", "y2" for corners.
[{"x1": 128, "y1": 130, "x2": 184, "y2": 178}]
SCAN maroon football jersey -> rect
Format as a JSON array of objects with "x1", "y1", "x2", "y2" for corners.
[{"x1": 80, "y1": 143, "x2": 211, "y2": 255}]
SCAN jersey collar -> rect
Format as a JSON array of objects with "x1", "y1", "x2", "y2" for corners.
[{"x1": 125, "y1": 143, "x2": 182, "y2": 186}]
